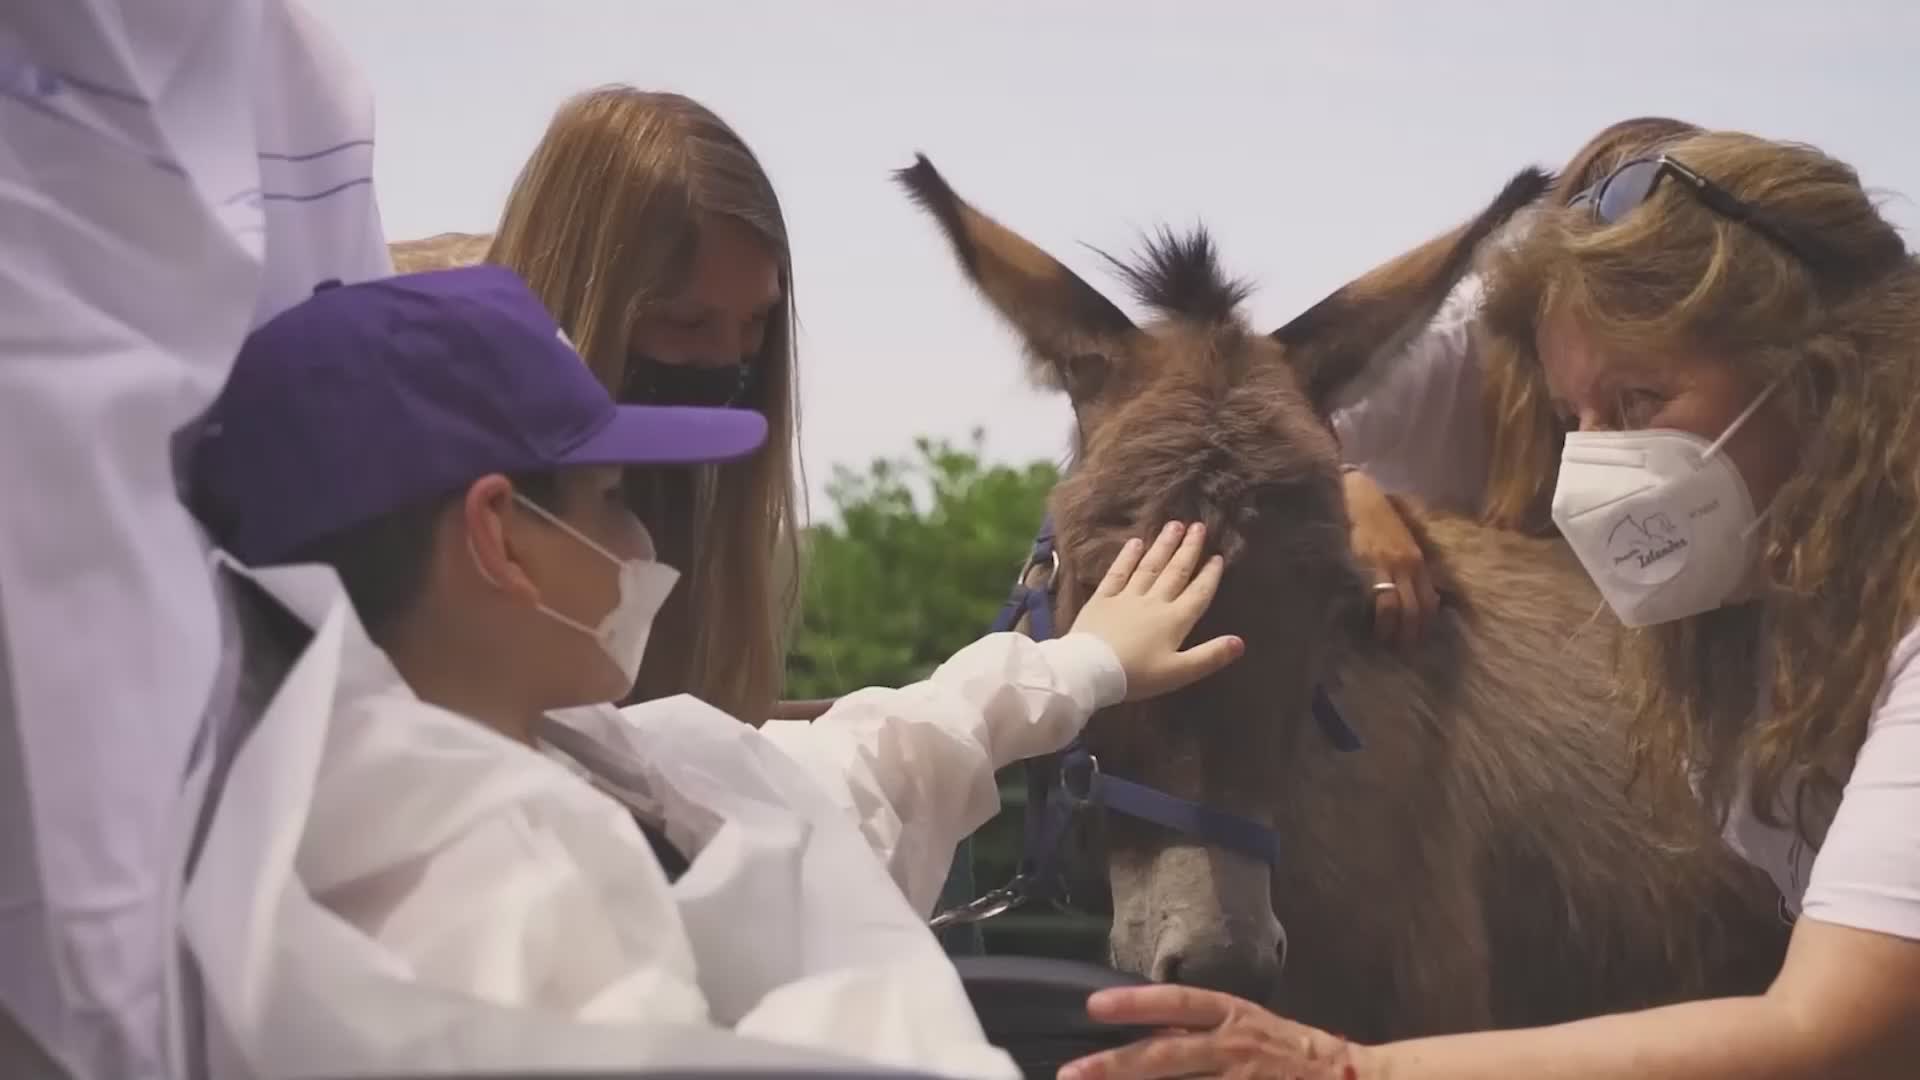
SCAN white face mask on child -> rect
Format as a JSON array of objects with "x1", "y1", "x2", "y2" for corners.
[
  {"x1": 471, "y1": 494, "x2": 680, "y2": 684},
  {"x1": 1550, "y1": 385, "x2": 1778, "y2": 629}
]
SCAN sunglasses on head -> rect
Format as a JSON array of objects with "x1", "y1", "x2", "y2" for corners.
[{"x1": 1569, "y1": 154, "x2": 1818, "y2": 267}]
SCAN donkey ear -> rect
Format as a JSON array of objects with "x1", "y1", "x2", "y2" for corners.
[
  {"x1": 895, "y1": 154, "x2": 1139, "y2": 397},
  {"x1": 1270, "y1": 167, "x2": 1552, "y2": 417}
]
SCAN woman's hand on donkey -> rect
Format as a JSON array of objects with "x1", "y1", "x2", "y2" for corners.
[
  {"x1": 1070, "y1": 521, "x2": 1245, "y2": 702},
  {"x1": 1059, "y1": 984, "x2": 1365, "y2": 1080},
  {"x1": 1342, "y1": 467, "x2": 1441, "y2": 650}
]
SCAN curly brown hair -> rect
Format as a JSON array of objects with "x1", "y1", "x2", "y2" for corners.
[
  {"x1": 1478, "y1": 117, "x2": 1702, "y2": 534},
  {"x1": 1479, "y1": 130, "x2": 1918, "y2": 843}
]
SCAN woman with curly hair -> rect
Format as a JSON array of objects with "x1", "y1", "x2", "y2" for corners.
[
  {"x1": 1334, "y1": 115, "x2": 1698, "y2": 645},
  {"x1": 1064, "y1": 129, "x2": 1920, "y2": 1079}
]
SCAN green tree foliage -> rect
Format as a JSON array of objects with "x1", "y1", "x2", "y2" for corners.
[{"x1": 786, "y1": 430, "x2": 1059, "y2": 699}]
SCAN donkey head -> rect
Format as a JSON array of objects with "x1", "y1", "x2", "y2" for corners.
[{"x1": 898, "y1": 156, "x2": 1548, "y2": 1001}]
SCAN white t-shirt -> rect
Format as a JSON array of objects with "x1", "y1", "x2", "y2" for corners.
[
  {"x1": 1328, "y1": 271, "x2": 1491, "y2": 516},
  {"x1": 1724, "y1": 621, "x2": 1920, "y2": 941}
]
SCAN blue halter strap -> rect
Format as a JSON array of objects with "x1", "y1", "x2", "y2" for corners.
[{"x1": 930, "y1": 515, "x2": 1363, "y2": 929}]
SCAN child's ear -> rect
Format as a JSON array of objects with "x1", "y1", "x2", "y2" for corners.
[{"x1": 462, "y1": 474, "x2": 540, "y2": 604}]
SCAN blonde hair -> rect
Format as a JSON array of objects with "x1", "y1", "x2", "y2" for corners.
[
  {"x1": 488, "y1": 86, "x2": 801, "y2": 722},
  {"x1": 1479, "y1": 117, "x2": 1702, "y2": 534},
  {"x1": 389, "y1": 232, "x2": 493, "y2": 274},
  {"x1": 1481, "y1": 130, "x2": 1917, "y2": 841}
]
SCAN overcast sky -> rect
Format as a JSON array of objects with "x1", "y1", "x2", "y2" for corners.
[{"x1": 308, "y1": 0, "x2": 1920, "y2": 521}]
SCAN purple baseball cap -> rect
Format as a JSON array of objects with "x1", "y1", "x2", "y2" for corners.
[{"x1": 189, "y1": 265, "x2": 768, "y2": 565}]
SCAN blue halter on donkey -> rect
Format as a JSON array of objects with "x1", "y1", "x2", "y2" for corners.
[{"x1": 930, "y1": 515, "x2": 1364, "y2": 930}]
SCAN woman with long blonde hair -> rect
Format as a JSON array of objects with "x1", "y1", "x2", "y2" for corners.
[
  {"x1": 487, "y1": 86, "x2": 801, "y2": 724},
  {"x1": 1066, "y1": 130, "x2": 1920, "y2": 1079}
]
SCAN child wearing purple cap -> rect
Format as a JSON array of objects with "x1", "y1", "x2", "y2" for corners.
[{"x1": 179, "y1": 265, "x2": 1242, "y2": 1078}]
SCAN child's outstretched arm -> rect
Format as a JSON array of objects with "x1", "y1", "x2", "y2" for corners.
[{"x1": 759, "y1": 521, "x2": 1243, "y2": 914}]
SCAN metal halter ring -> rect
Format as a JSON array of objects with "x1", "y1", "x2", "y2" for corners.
[
  {"x1": 1016, "y1": 548, "x2": 1061, "y2": 592},
  {"x1": 1060, "y1": 753, "x2": 1102, "y2": 808},
  {"x1": 927, "y1": 880, "x2": 1029, "y2": 930}
]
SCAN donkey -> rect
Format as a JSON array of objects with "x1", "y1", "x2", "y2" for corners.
[{"x1": 897, "y1": 155, "x2": 1788, "y2": 1043}]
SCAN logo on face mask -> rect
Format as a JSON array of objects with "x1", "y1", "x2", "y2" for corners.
[
  {"x1": 1551, "y1": 381, "x2": 1779, "y2": 627},
  {"x1": 1604, "y1": 510, "x2": 1692, "y2": 586}
]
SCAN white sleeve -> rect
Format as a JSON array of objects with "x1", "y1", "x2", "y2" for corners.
[
  {"x1": 346, "y1": 809, "x2": 714, "y2": 1026},
  {"x1": 0, "y1": 6, "x2": 270, "y2": 1076},
  {"x1": 756, "y1": 631, "x2": 1126, "y2": 914},
  {"x1": 1, "y1": 5, "x2": 392, "y2": 1075},
  {"x1": 218, "y1": 816, "x2": 908, "y2": 1079},
  {"x1": 1327, "y1": 272, "x2": 1491, "y2": 515},
  {"x1": 1801, "y1": 624, "x2": 1920, "y2": 941}
]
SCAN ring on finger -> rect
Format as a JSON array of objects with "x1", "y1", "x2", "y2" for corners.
[{"x1": 1371, "y1": 581, "x2": 1398, "y2": 595}]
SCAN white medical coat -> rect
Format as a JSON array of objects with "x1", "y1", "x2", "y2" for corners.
[
  {"x1": 181, "y1": 560, "x2": 1126, "y2": 1079},
  {"x1": 0, "y1": 3, "x2": 389, "y2": 1076}
]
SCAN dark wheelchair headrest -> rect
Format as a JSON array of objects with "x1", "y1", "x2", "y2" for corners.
[
  {"x1": 953, "y1": 955, "x2": 1153, "y2": 1080},
  {"x1": 305, "y1": 1060, "x2": 936, "y2": 1068},
  {"x1": 289, "y1": 957, "x2": 1149, "y2": 1080}
]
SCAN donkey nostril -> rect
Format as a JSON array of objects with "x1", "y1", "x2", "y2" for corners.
[
  {"x1": 1148, "y1": 951, "x2": 1184, "y2": 986},
  {"x1": 1151, "y1": 942, "x2": 1280, "y2": 1003}
]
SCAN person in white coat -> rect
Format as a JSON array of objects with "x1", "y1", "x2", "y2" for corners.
[
  {"x1": 177, "y1": 264, "x2": 1244, "y2": 1078},
  {"x1": 1, "y1": 2, "x2": 389, "y2": 1075}
]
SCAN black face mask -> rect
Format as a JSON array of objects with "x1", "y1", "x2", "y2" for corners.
[{"x1": 625, "y1": 354, "x2": 756, "y2": 408}]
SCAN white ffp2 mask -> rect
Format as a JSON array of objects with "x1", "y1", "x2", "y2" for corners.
[
  {"x1": 1550, "y1": 387, "x2": 1777, "y2": 628},
  {"x1": 472, "y1": 495, "x2": 680, "y2": 685}
]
